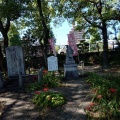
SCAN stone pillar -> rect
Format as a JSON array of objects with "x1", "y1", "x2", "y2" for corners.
[
  {"x1": 38, "y1": 68, "x2": 43, "y2": 83},
  {"x1": 64, "y1": 45, "x2": 79, "y2": 79}
]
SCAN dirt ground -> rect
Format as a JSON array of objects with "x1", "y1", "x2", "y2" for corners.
[{"x1": 0, "y1": 65, "x2": 120, "y2": 120}]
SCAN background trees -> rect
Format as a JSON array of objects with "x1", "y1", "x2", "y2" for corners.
[
  {"x1": 0, "y1": 0, "x2": 55, "y2": 70},
  {"x1": 0, "y1": 0, "x2": 28, "y2": 71},
  {"x1": 52, "y1": 0, "x2": 120, "y2": 68},
  {"x1": 0, "y1": 0, "x2": 120, "y2": 70}
]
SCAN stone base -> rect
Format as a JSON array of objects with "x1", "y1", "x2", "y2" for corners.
[{"x1": 64, "y1": 64, "x2": 79, "y2": 79}]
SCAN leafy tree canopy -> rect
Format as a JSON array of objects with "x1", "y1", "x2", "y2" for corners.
[{"x1": 52, "y1": 0, "x2": 120, "y2": 68}]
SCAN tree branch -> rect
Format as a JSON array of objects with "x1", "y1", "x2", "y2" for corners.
[
  {"x1": 37, "y1": 0, "x2": 49, "y2": 37},
  {"x1": 5, "y1": 17, "x2": 10, "y2": 33},
  {"x1": 82, "y1": 13, "x2": 102, "y2": 29},
  {"x1": 0, "y1": 20, "x2": 5, "y2": 34}
]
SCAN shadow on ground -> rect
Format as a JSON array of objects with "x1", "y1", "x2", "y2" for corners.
[{"x1": 0, "y1": 76, "x2": 92, "y2": 120}]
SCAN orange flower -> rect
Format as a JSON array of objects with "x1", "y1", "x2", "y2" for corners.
[
  {"x1": 109, "y1": 88, "x2": 117, "y2": 93},
  {"x1": 43, "y1": 88, "x2": 48, "y2": 91},
  {"x1": 89, "y1": 102, "x2": 95, "y2": 107},
  {"x1": 86, "y1": 107, "x2": 91, "y2": 111},
  {"x1": 35, "y1": 91, "x2": 40, "y2": 94},
  {"x1": 97, "y1": 95, "x2": 102, "y2": 99}
]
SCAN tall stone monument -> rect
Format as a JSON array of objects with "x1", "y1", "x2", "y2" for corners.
[
  {"x1": 64, "y1": 45, "x2": 79, "y2": 79},
  {"x1": 6, "y1": 46, "x2": 25, "y2": 86},
  {"x1": 6, "y1": 46, "x2": 25, "y2": 77}
]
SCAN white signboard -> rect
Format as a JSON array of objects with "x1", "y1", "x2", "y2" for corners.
[{"x1": 47, "y1": 56, "x2": 58, "y2": 71}]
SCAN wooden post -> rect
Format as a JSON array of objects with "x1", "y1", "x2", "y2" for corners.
[
  {"x1": 38, "y1": 68, "x2": 43, "y2": 83},
  {"x1": 0, "y1": 71, "x2": 3, "y2": 89}
]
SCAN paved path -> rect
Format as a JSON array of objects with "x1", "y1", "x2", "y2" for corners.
[{"x1": 0, "y1": 76, "x2": 93, "y2": 120}]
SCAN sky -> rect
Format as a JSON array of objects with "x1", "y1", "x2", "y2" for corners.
[{"x1": 51, "y1": 20, "x2": 72, "y2": 45}]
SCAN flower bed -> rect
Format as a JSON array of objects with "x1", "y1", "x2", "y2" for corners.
[
  {"x1": 25, "y1": 69, "x2": 66, "y2": 111},
  {"x1": 26, "y1": 70, "x2": 62, "y2": 93},
  {"x1": 85, "y1": 73, "x2": 120, "y2": 119}
]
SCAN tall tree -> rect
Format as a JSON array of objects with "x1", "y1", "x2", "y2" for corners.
[
  {"x1": 53, "y1": 0, "x2": 120, "y2": 68},
  {"x1": 17, "y1": 0, "x2": 56, "y2": 67},
  {"x1": 0, "y1": 0, "x2": 29, "y2": 71}
]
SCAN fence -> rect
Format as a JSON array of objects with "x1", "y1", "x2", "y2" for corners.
[{"x1": 85, "y1": 42, "x2": 119, "y2": 53}]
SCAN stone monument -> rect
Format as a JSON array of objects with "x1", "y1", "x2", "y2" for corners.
[
  {"x1": 47, "y1": 56, "x2": 58, "y2": 71},
  {"x1": 38, "y1": 68, "x2": 43, "y2": 83},
  {"x1": 64, "y1": 45, "x2": 79, "y2": 79},
  {"x1": 6, "y1": 46, "x2": 25, "y2": 77},
  {"x1": 6, "y1": 46, "x2": 26, "y2": 86}
]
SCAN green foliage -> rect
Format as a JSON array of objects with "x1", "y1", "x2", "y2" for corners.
[
  {"x1": 77, "y1": 41, "x2": 89, "y2": 53},
  {"x1": 0, "y1": 1, "x2": 21, "y2": 19},
  {"x1": 86, "y1": 27, "x2": 101, "y2": 43},
  {"x1": 8, "y1": 23, "x2": 19, "y2": 38},
  {"x1": 19, "y1": 0, "x2": 55, "y2": 44},
  {"x1": 41, "y1": 71, "x2": 61, "y2": 88},
  {"x1": 32, "y1": 91, "x2": 66, "y2": 109},
  {"x1": 26, "y1": 82, "x2": 42, "y2": 93},
  {"x1": 109, "y1": 52, "x2": 120, "y2": 65},
  {"x1": 26, "y1": 70, "x2": 62, "y2": 93},
  {"x1": 8, "y1": 23, "x2": 22, "y2": 46},
  {"x1": 117, "y1": 32, "x2": 120, "y2": 40},
  {"x1": 53, "y1": 0, "x2": 120, "y2": 68},
  {"x1": 9, "y1": 34, "x2": 21, "y2": 46},
  {"x1": 85, "y1": 73, "x2": 120, "y2": 119},
  {"x1": 55, "y1": 45, "x2": 60, "y2": 52}
]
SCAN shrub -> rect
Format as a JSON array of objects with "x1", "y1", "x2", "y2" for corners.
[
  {"x1": 26, "y1": 83, "x2": 42, "y2": 92},
  {"x1": 32, "y1": 91, "x2": 66, "y2": 110},
  {"x1": 26, "y1": 70, "x2": 62, "y2": 92},
  {"x1": 41, "y1": 71, "x2": 61, "y2": 88}
]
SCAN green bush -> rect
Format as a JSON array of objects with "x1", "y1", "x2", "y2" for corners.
[
  {"x1": 26, "y1": 71, "x2": 62, "y2": 92},
  {"x1": 9, "y1": 34, "x2": 22, "y2": 46},
  {"x1": 41, "y1": 71, "x2": 61, "y2": 88},
  {"x1": 32, "y1": 91, "x2": 66, "y2": 109},
  {"x1": 26, "y1": 82, "x2": 42, "y2": 92}
]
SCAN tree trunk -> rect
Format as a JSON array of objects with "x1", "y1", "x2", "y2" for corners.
[
  {"x1": 0, "y1": 31, "x2": 9, "y2": 72},
  {"x1": 3, "y1": 32, "x2": 9, "y2": 53},
  {"x1": 37, "y1": 0, "x2": 49, "y2": 68},
  {"x1": 101, "y1": 22, "x2": 109, "y2": 69},
  {"x1": 44, "y1": 37, "x2": 48, "y2": 68}
]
